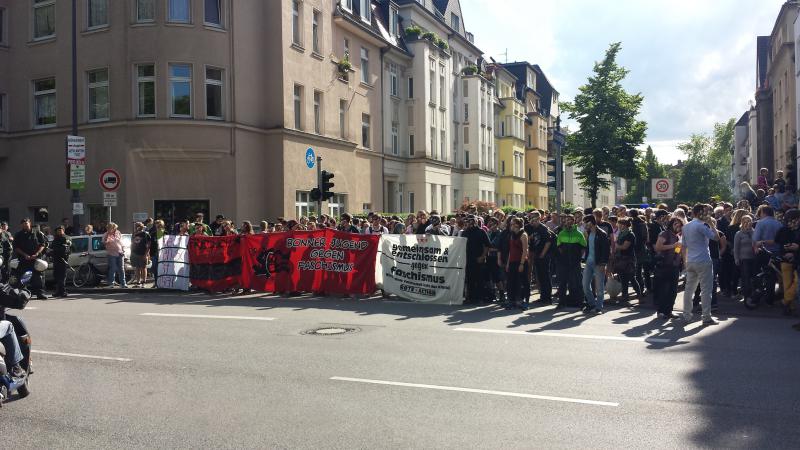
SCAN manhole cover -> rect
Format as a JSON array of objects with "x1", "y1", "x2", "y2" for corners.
[{"x1": 303, "y1": 326, "x2": 360, "y2": 336}]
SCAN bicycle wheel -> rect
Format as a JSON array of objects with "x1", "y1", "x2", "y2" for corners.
[{"x1": 73, "y1": 264, "x2": 95, "y2": 288}]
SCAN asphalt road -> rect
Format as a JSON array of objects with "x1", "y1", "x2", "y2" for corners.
[{"x1": 3, "y1": 291, "x2": 799, "y2": 449}]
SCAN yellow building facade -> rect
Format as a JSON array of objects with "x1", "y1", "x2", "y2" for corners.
[{"x1": 494, "y1": 67, "x2": 527, "y2": 208}]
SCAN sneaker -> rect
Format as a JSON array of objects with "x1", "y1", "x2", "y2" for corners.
[
  {"x1": 11, "y1": 364, "x2": 25, "y2": 379},
  {"x1": 702, "y1": 318, "x2": 719, "y2": 326}
]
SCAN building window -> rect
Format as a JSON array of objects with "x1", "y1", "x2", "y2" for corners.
[
  {"x1": 169, "y1": 64, "x2": 192, "y2": 117},
  {"x1": 204, "y1": 0, "x2": 221, "y2": 27},
  {"x1": 429, "y1": 62, "x2": 435, "y2": 103},
  {"x1": 205, "y1": 67, "x2": 223, "y2": 120},
  {"x1": 87, "y1": 0, "x2": 108, "y2": 29},
  {"x1": 501, "y1": 160, "x2": 505, "y2": 175},
  {"x1": 500, "y1": 121, "x2": 505, "y2": 136},
  {"x1": 389, "y1": 6, "x2": 399, "y2": 36},
  {"x1": 293, "y1": 84, "x2": 303, "y2": 130},
  {"x1": 360, "y1": 0, "x2": 371, "y2": 22},
  {"x1": 295, "y1": 191, "x2": 317, "y2": 218},
  {"x1": 528, "y1": 168, "x2": 532, "y2": 181},
  {"x1": 409, "y1": 134, "x2": 415, "y2": 156},
  {"x1": 136, "y1": 64, "x2": 156, "y2": 117},
  {"x1": 440, "y1": 131, "x2": 446, "y2": 161},
  {"x1": 342, "y1": 0, "x2": 353, "y2": 12},
  {"x1": 430, "y1": 127, "x2": 436, "y2": 159},
  {"x1": 463, "y1": 79, "x2": 468, "y2": 97},
  {"x1": 33, "y1": 78, "x2": 56, "y2": 128},
  {"x1": 292, "y1": 0, "x2": 302, "y2": 46},
  {"x1": 87, "y1": 68, "x2": 109, "y2": 122},
  {"x1": 389, "y1": 63, "x2": 399, "y2": 97},
  {"x1": 463, "y1": 126, "x2": 469, "y2": 144},
  {"x1": 328, "y1": 194, "x2": 346, "y2": 217},
  {"x1": 313, "y1": 91, "x2": 322, "y2": 134},
  {"x1": 439, "y1": 74, "x2": 446, "y2": 106},
  {"x1": 465, "y1": 150, "x2": 469, "y2": 167},
  {"x1": 33, "y1": 0, "x2": 56, "y2": 40},
  {"x1": 464, "y1": 104, "x2": 469, "y2": 122},
  {"x1": 409, "y1": 192, "x2": 415, "y2": 213},
  {"x1": 136, "y1": 0, "x2": 156, "y2": 22},
  {"x1": 360, "y1": 47, "x2": 369, "y2": 84},
  {"x1": 312, "y1": 9, "x2": 320, "y2": 54},
  {"x1": 430, "y1": 184, "x2": 436, "y2": 211},
  {"x1": 451, "y1": 13, "x2": 460, "y2": 30},
  {"x1": 0, "y1": 94, "x2": 5, "y2": 130},
  {"x1": 391, "y1": 125, "x2": 399, "y2": 155},
  {"x1": 339, "y1": 99, "x2": 347, "y2": 138},
  {"x1": 408, "y1": 77, "x2": 414, "y2": 99},
  {"x1": 168, "y1": 0, "x2": 191, "y2": 23},
  {"x1": 361, "y1": 113, "x2": 371, "y2": 148}
]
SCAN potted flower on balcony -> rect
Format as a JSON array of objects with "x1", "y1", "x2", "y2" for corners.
[
  {"x1": 421, "y1": 31, "x2": 435, "y2": 41},
  {"x1": 434, "y1": 37, "x2": 449, "y2": 50},
  {"x1": 462, "y1": 65, "x2": 478, "y2": 76},
  {"x1": 336, "y1": 56, "x2": 353, "y2": 81},
  {"x1": 405, "y1": 25, "x2": 422, "y2": 39}
]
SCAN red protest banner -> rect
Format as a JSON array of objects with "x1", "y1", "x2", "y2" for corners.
[
  {"x1": 240, "y1": 229, "x2": 379, "y2": 295},
  {"x1": 188, "y1": 235, "x2": 242, "y2": 291}
]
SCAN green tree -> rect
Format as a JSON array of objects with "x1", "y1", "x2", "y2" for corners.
[
  {"x1": 561, "y1": 42, "x2": 647, "y2": 208},
  {"x1": 624, "y1": 145, "x2": 667, "y2": 203},
  {"x1": 674, "y1": 121, "x2": 735, "y2": 204}
]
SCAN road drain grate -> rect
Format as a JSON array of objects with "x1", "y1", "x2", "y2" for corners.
[{"x1": 302, "y1": 327, "x2": 360, "y2": 336}]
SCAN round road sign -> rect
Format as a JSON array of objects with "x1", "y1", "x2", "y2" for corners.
[
  {"x1": 655, "y1": 179, "x2": 670, "y2": 193},
  {"x1": 100, "y1": 169, "x2": 121, "y2": 192}
]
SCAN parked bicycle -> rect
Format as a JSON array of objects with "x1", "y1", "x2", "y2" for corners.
[{"x1": 72, "y1": 253, "x2": 106, "y2": 288}]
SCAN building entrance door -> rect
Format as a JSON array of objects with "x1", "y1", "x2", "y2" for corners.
[{"x1": 154, "y1": 200, "x2": 210, "y2": 229}]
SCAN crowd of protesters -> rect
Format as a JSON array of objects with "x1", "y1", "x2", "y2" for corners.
[{"x1": 2, "y1": 168, "x2": 799, "y2": 331}]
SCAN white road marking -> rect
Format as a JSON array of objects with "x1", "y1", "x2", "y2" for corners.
[
  {"x1": 139, "y1": 313, "x2": 276, "y2": 321},
  {"x1": 24, "y1": 306, "x2": 39, "y2": 310},
  {"x1": 454, "y1": 327, "x2": 672, "y2": 343},
  {"x1": 32, "y1": 350, "x2": 132, "y2": 362},
  {"x1": 330, "y1": 376, "x2": 619, "y2": 407}
]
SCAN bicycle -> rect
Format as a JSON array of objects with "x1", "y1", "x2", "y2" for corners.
[{"x1": 72, "y1": 253, "x2": 105, "y2": 288}]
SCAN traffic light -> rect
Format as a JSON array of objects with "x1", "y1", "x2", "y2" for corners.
[
  {"x1": 35, "y1": 208, "x2": 49, "y2": 223},
  {"x1": 321, "y1": 170, "x2": 335, "y2": 201},
  {"x1": 310, "y1": 188, "x2": 322, "y2": 202},
  {"x1": 547, "y1": 158, "x2": 558, "y2": 189}
]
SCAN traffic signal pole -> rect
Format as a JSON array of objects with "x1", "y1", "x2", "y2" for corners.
[{"x1": 316, "y1": 156, "x2": 322, "y2": 216}]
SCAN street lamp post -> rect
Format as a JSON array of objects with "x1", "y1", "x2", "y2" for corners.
[{"x1": 70, "y1": 0, "x2": 81, "y2": 231}]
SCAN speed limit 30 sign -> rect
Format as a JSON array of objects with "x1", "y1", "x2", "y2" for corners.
[{"x1": 651, "y1": 178, "x2": 673, "y2": 200}]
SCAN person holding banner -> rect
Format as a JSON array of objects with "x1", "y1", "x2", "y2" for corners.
[{"x1": 503, "y1": 217, "x2": 530, "y2": 310}]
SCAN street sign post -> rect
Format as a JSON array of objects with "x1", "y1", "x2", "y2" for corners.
[
  {"x1": 100, "y1": 169, "x2": 121, "y2": 191},
  {"x1": 72, "y1": 202, "x2": 84, "y2": 216},
  {"x1": 103, "y1": 192, "x2": 117, "y2": 207},
  {"x1": 66, "y1": 135, "x2": 86, "y2": 162},
  {"x1": 69, "y1": 164, "x2": 86, "y2": 190},
  {"x1": 305, "y1": 147, "x2": 316, "y2": 169},
  {"x1": 651, "y1": 178, "x2": 674, "y2": 200}
]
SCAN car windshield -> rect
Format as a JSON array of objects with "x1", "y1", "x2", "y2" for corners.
[{"x1": 71, "y1": 238, "x2": 89, "y2": 253}]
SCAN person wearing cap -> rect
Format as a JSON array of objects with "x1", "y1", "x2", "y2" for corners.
[
  {"x1": 49, "y1": 225, "x2": 72, "y2": 297},
  {"x1": 14, "y1": 218, "x2": 48, "y2": 299}
]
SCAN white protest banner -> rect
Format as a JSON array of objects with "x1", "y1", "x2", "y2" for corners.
[
  {"x1": 377, "y1": 234, "x2": 466, "y2": 305},
  {"x1": 156, "y1": 235, "x2": 190, "y2": 291}
]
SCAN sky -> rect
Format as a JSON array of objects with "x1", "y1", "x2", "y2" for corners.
[{"x1": 459, "y1": 0, "x2": 787, "y2": 164}]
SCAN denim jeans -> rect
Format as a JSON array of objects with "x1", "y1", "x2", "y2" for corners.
[
  {"x1": 582, "y1": 260, "x2": 606, "y2": 311},
  {"x1": 0, "y1": 320, "x2": 23, "y2": 367},
  {"x1": 107, "y1": 255, "x2": 127, "y2": 287},
  {"x1": 683, "y1": 261, "x2": 713, "y2": 320}
]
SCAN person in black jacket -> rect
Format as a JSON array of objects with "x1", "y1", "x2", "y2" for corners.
[
  {"x1": 49, "y1": 226, "x2": 72, "y2": 298},
  {"x1": 13, "y1": 219, "x2": 47, "y2": 300},
  {"x1": 582, "y1": 215, "x2": 610, "y2": 314}
]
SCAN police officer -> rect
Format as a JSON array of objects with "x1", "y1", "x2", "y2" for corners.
[
  {"x1": 50, "y1": 225, "x2": 72, "y2": 297},
  {"x1": 13, "y1": 218, "x2": 47, "y2": 299},
  {"x1": 0, "y1": 221, "x2": 12, "y2": 283}
]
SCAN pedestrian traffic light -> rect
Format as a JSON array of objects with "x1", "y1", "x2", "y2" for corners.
[
  {"x1": 310, "y1": 188, "x2": 322, "y2": 202},
  {"x1": 321, "y1": 170, "x2": 335, "y2": 201}
]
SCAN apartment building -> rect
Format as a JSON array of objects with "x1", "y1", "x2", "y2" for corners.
[
  {"x1": 493, "y1": 65, "x2": 526, "y2": 208},
  {"x1": 767, "y1": 1, "x2": 799, "y2": 178}
]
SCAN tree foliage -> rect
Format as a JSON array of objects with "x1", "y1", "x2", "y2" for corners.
[
  {"x1": 624, "y1": 146, "x2": 667, "y2": 203},
  {"x1": 674, "y1": 119, "x2": 735, "y2": 204},
  {"x1": 561, "y1": 42, "x2": 647, "y2": 208}
]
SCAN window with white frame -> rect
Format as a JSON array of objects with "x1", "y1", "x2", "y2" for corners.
[
  {"x1": 169, "y1": 64, "x2": 192, "y2": 117},
  {"x1": 168, "y1": 0, "x2": 191, "y2": 23},
  {"x1": 204, "y1": 0, "x2": 221, "y2": 27},
  {"x1": 339, "y1": 99, "x2": 347, "y2": 138},
  {"x1": 389, "y1": 63, "x2": 398, "y2": 97},
  {"x1": 342, "y1": 0, "x2": 353, "y2": 12},
  {"x1": 361, "y1": 113, "x2": 371, "y2": 148},
  {"x1": 360, "y1": 0, "x2": 371, "y2": 22},
  {"x1": 440, "y1": 130, "x2": 446, "y2": 161},
  {"x1": 136, "y1": 64, "x2": 156, "y2": 117},
  {"x1": 390, "y1": 6, "x2": 399, "y2": 36},
  {"x1": 87, "y1": 68, "x2": 109, "y2": 121},
  {"x1": 328, "y1": 194, "x2": 346, "y2": 217},
  {"x1": 409, "y1": 134, "x2": 415, "y2": 156},
  {"x1": 136, "y1": 0, "x2": 156, "y2": 22},
  {"x1": 33, "y1": 78, "x2": 56, "y2": 128},
  {"x1": 295, "y1": 191, "x2": 318, "y2": 218},
  {"x1": 33, "y1": 0, "x2": 56, "y2": 40},
  {"x1": 205, "y1": 67, "x2": 223, "y2": 119},
  {"x1": 465, "y1": 150, "x2": 469, "y2": 167},
  {"x1": 408, "y1": 77, "x2": 414, "y2": 98},
  {"x1": 313, "y1": 90, "x2": 322, "y2": 134},
  {"x1": 292, "y1": 1, "x2": 302, "y2": 46},
  {"x1": 391, "y1": 125, "x2": 399, "y2": 155},
  {"x1": 360, "y1": 47, "x2": 369, "y2": 84},
  {"x1": 293, "y1": 84, "x2": 303, "y2": 130},
  {"x1": 429, "y1": 61, "x2": 435, "y2": 103},
  {"x1": 439, "y1": 72, "x2": 445, "y2": 106},
  {"x1": 312, "y1": 9, "x2": 320, "y2": 54},
  {"x1": 464, "y1": 103, "x2": 469, "y2": 122},
  {"x1": 451, "y1": 13, "x2": 460, "y2": 31},
  {"x1": 87, "y1": 0, "x2": 108, "y2": 29}
]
